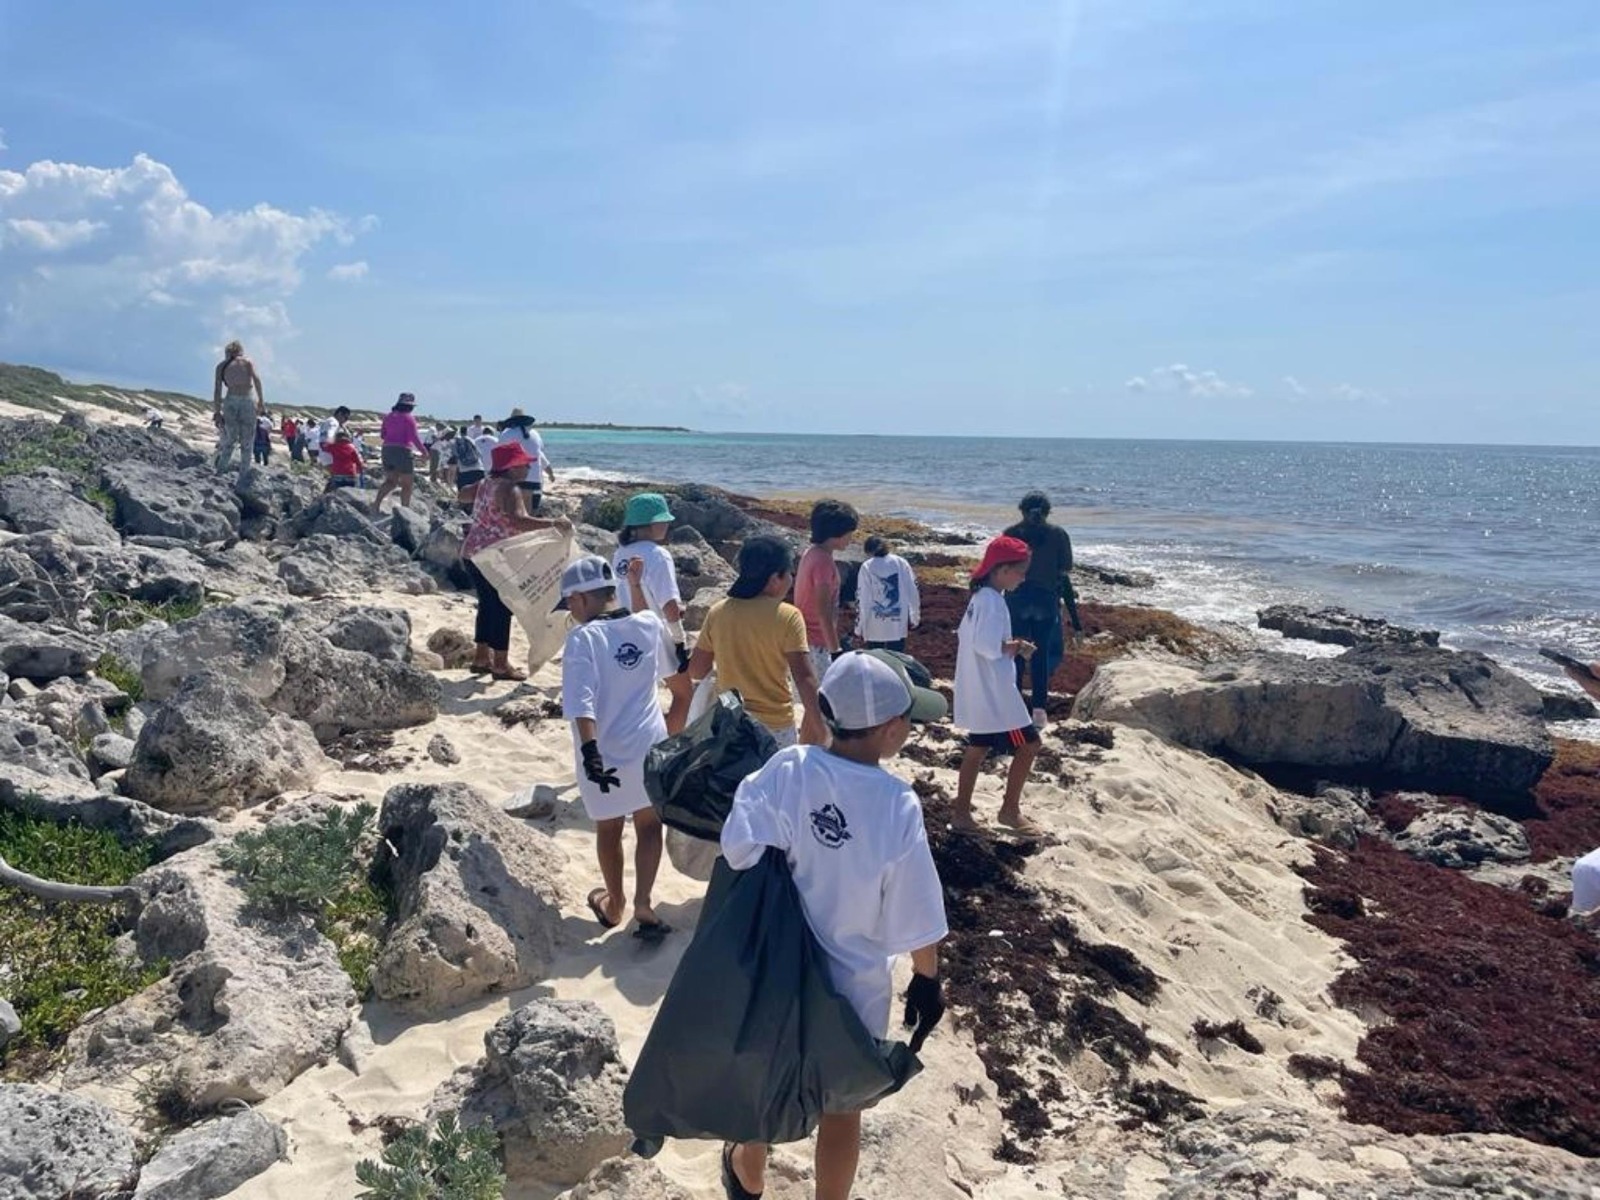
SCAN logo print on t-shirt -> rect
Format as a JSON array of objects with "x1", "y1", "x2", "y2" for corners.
[
  {"x1": 870, "y1": 570, "x2": 902, "y2": 619},
  {"x1": 613, "y1": 641, "x2": 645, "y2": 671},
  {"x1": 809, "y1": 803, "x2": 852, "y2": 849}
]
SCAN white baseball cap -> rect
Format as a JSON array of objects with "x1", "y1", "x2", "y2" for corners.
[
  {"x1": 818, "y1": 650, "x2": 947, "y2": 732},
  {"x1": 552, "y1": 556, "x2": 616, "y2": 611}
]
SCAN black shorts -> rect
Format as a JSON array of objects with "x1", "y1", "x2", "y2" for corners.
[
  {"x1": 967, "y1": 726, "x2": 1041, "y2": 754},
  {"x1": 457, "y1": 469, "x2": 486, "y2": 488}
]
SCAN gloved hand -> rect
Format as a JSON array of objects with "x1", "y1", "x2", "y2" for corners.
[
  {"x1": 674, "y1": 642, "x2": 691, "y2": 674},
  {"x1": 580, "y1": 740, "x2": 619, "y2": 793},
  {"x1": 902, "y1": 972, "x2": 945, "y2": 1054}
]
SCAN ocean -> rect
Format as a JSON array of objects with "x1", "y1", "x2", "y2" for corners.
[{"x1": 548, "y1": 429, "x2": 1600, "y2": 701}]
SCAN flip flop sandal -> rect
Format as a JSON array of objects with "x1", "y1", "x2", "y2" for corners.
[
  {"x1": 490, "y1": 667, "x2": 528, "y2": 682},
  {"x1": 632, "y1": 920, "x2": 673, "y2": 944},
  {"x1": 586, "y1": 888, "x2": 619, "y2": 930},
  {"x1": 721, "y1": 1144, "x2": 762, "y2": 1200}
]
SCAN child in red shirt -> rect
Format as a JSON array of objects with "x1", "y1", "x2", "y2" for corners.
[{"x1": 325, "y1": 430, "x2": 363, "y2": 491}]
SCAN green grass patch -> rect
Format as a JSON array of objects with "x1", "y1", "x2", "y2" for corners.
[
  {"x1": 95, "y1": 653, "x2": 144, "y2": 704},
  {"x1": 0, "y1": 422, "x2": 97, "y2": 483},
  {"x1": 0, "y1": 810, "x2": 162, "y2": 1076},
  {"x1": 88, "y1": 591, "x2": 208, "y2": 633},
  {"x1": 218, "y1": 804, "x2": 394, "y2": 996}
]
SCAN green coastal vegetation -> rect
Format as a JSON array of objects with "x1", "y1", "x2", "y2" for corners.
[
  {"x1": 0, "y1": 362, "x2": 690, "y2": 433},
  {"x1": 0, "y1": 810, "x2": 163, "y2": 1076}
]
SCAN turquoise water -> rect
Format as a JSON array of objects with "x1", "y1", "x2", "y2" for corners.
[{"x1": 547, "y1": 429, "x2": 1600, "y2": 692}]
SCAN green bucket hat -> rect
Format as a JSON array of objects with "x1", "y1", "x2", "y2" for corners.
[{"x1": 622, "y1": 492, "x2": 675, "y2": 528}]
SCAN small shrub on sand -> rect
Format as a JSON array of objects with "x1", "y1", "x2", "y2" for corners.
[
  {"x1": 355, "y1": 1111, "x2": 504, "y2": 1200},
  {"x1": 0, "y1": 810, "x2": 162, "y2": 1075},
  {"x1": 217, "y1": 804, "x2": 392, "y2": 995}
]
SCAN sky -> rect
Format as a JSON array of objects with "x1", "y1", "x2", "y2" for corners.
[{"x1": 0, "y1": 0, "x2": 1597, "y2": 442}]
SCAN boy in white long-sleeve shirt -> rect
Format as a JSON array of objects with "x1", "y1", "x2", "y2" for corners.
[{"x1": 855, "y1": 535, "x2": 920, "y2": 652}]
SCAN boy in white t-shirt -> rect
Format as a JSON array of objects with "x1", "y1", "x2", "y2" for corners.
[
  {"x1": 720, "y1": 650, "x2": 950, "y2": 1200},
  {"x1": 953, "y1": 535, "x2": 1042, "y2": 837},
  {"x1": 559, "y1": 556, "x2": 691, "y2": 941}
]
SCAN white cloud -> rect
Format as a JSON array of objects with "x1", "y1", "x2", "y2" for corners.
[
  {"x1": 1130, "y1": 363, "x2": 1252, "y2": 399},
  {"x1": 4, "y1": 218, "x2": 105, "y2": 252},
  {"x1": 1332, "y1": 382, "x2": 1388, "y2": 406},
  {"x1": 327, "y1": 260, "x2": 369, "y2": 282},
  {"x1": 0, "y1": 152, "x2": 372, "y2": 381},
  {"x1": 1283, "y1": 374, "x2": 1308, "y2": 397}
]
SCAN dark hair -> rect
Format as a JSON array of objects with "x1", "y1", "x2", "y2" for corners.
[
  {"x1": 729, "y1": 536, "x2": 794, "y2": 600},
  {"x1": 864, "y1": 535, "x2": 889, "y2": 557},
  {"x1": 618, "y1": 524, "x2": 640, "y2": 546},
  {"x1": 1019, "y1": 490, "x2": 1051, "y2": 518},
  {"x1": 334, "y1": 406, "x2": 352, "y2": 419},
  {"x1": 809, "y1": 499, "x2": 860, "y2": 545}
]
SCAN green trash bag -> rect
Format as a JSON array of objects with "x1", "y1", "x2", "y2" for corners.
[{"x1": 624, "y1": 848, "x2": 921, "y2": 1155}]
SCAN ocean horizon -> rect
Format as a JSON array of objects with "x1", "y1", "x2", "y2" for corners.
[{"x1": 547, "y1": 428, "x2": 1600, "y2": 719}]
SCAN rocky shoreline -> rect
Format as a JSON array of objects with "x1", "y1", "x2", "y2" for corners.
[{"x1": 2, "y1": 403, "x2": 1599, "y2": 1198}]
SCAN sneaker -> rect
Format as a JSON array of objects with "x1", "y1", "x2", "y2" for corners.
[{"x1": 1032, "y1": 707, "x2": 1048, "y2": 729}]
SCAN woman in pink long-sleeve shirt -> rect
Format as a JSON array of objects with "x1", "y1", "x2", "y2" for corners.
[{"x1": 372, "y1": 392, "x2": 429, "y2": 514}]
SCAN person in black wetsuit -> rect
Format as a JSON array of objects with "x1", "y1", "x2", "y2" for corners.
[{"x1": 1003, "y1": 491, "x2": 1082, "y2": 726}]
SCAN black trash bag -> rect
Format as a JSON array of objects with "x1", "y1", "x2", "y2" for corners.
[
  {"x1": 625, "y1": 848, "x2": 921, "y2": 1156},
  {"x1": 643, "y1": 690, "x2": 779, "y2": 842}
]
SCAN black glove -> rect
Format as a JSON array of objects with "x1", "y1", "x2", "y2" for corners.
[
  {"x1": 902, "y1": 972, "x2": 945, "y2": 1054},
  {"x1": 674, "y1": 642, "x2": 691, "y2": 674},
  {"x1": 580, "y1": 740, "x2": 619, "y2": 793}
]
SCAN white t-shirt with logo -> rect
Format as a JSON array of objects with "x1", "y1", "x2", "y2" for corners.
[
  {"x1": 472, "y1": 434, "x2": 499, "y2": 469},
  {"x1": 561, "y1": 610, "x2": 677, "y2": 767},
  {"x1": 856, "y1": 554, "x2": 920, "y2": 643},
  {"x1": 613, "y1": 541, "x2": 682, "y2": 621},
  {"x1": 721, "y1": 745, "x2": 948, "y2": 1036},
  {"x1": 954, "y1": 586, "x2": 1031, "y2": 735}
]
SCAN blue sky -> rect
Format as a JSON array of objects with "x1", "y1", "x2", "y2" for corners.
[{"x1": 1, "y1": 0, "x2": 1596, "y2": 441}]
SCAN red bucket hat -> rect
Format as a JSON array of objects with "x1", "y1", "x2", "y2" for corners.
[
  {"x1": 490, "y1": 442, "x2": 536, "y2": 473},
  {"x1": 971, "y1": 534, "x2": 1031, "y2": 581}
]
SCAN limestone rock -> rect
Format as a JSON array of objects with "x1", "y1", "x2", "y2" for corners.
[
  {"x1": 1258, "y1": 604, "x2": 1441, "y2": 649},
  {"x1": 0, "y1": 1083, "x2": 139, "y2": 1200},
  {"x1": 0, "y1": 713, "x2": 88, "y2": 781},
  {"x1": 0, "y1": 613, "x2": 95, "y2": 683},
  {"x1": 278, "y1": 534, "x2": 437, "y2": 598},
  {"x1": 684, "y1": 583, "x2": 728, "y2": 633},
  {"x1": 234, "y1": 464, "x2": 320, "y2": 525},
  {"x1": 426, "y1": 733, "x2": 460, "y2": 765},
  {"x1": 64, "y1": 844, "x2": 357, "y2": 1113},
  {"x1": 1270, "y1": 786, "x2": 1376, "y2": 851},
  {"x1": 88, "y1": 731, "x2": 136, "y2": 776},
  {"x1": 1392, "y1": 801, "x2": 1531, "y2": 869},
  {"x1": 123, "y1": 672, "x2": 327, "y2": 813},
  {"x1": 1074, "y1": 646, "x2": 1553, "y2": 800},
  {"x1": 373, "y1": 782, "x2": 567, "y2": 1013},
  {"x1": 0, "y1": 468, "x2": 119, "y2": 546},
  {"x1": 140, "y1": 600, "x2": 440, "y2": 740},
  {"x1": 1542, "y1": 690, "x2": 1598, "y2": 723},
  {"x1": 417, "y1": 522, "x2": 472, "y2": 589},
  {"x1": 426, "y1": 627, "x2": 476, "y2": 669},
  {"x1": 435, "y1": 999, "x2": 629, "y2": 1187},
  {"x1": 318, "y1": 605, "x2": 412, "y2": 663},
  {"x1": 132, "y1": 1108, "x2": 287, "y2": 1200},
  {"x1": 668, "y1": 526, "x2": 738, "y2": 601},
  {"x1": 103, "y1": 460, "x2": 240, "y2": 544},
  {"x1": 387, "y1": 504, "x2": 431, "y2": 555},
  {"x1": 285, "y1": 491, "x2": 389, "y2": 546}
]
